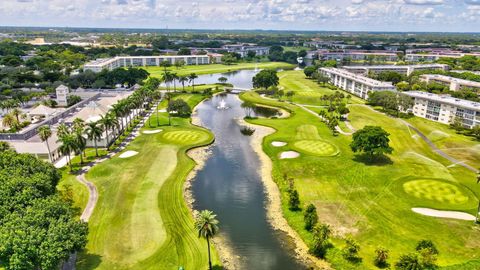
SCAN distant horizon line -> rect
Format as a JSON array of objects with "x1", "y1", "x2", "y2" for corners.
[{"x1": 0, "y1": 25, "x2": 479, "y2": 35}]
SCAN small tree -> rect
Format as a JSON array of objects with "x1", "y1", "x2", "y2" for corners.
[
  {"x1": 218, "y1": 77, "x2": 228, "y2": 84},
  {"x1": 416, "y1": 240, "x2": 438, "y2": 268},
  {"x1": 303, "y1": 204, "x2": 318, "y2": 231},
  {"x1": 252, "y1": 69, "x2": 279, "y2": 90},
  {"x1": 342, "y1": 237, "x2": 361, "y2": 263},
  {"x1": 304, "y1": 66, "x2": 316, "y2": 78},
  {"x1": 288, "y1": 189, "x2": 300, "y2": 211},
  {"x1": 374, "y1": 246, "x2": 389, "y2": 268},
  {"x1": 309, "y1": 223, "x2": 331, "y2": 258},
  {"x1": 395, "y1": 253, "x2": 422, "y2": 270},
  {"x1": 167, "y1": 99, "x2": 192, "y2": 117},
  {"x1": 350, "y1": 126, "x2": 393, "y2": 160}
]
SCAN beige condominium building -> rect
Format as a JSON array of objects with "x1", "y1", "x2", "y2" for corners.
[
  {"x1": 420, "y1": 74, "x2": 480, "y2": 91},
  {"x1": 404, "y1": 91, "x2": 480, "y2": 128},
  {"x1": 84, "y1": 55, "x2": 212, "y2": 72},
  {"x1": 319, "y1": 67, "x2": 396, "y2": 99},
  {"x1": 342, "y1": 64, "x2": 450, "y2": 76}
]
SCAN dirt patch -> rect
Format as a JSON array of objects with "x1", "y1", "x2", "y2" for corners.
[{"x1": 316, "y1": 203, "x2": 359, "y2": 237}]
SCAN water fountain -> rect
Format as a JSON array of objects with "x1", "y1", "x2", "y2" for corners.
[{"x1": 216, "y1": 98, "x2": 229, "y2": 110}]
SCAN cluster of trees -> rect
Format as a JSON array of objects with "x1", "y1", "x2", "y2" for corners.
[
  {"x1": 0, "y1": 150, "x2": 88, "y2": 269},
  {"x1": 68, "y1": 68, "x2": 149, "y2": 89},
  {"x1": 47, "y1": 78, "x2": 162, "y2": 170},
  {"x1": 268, "y1": 46, "x2": 302, "y2": 64},
  {"x1": 437, "y1": 55, "x2": 480, "y2": 71},
  {"x1": 450, "y1": 117, "x2": 480, "y2": 141},
  {"x1": 1, "y1": 105, "x2": 29, "y2": 132},
  {"x1": 367, "y1": 91, "x2": 414, "y2": 118},
  {"x1": 252, "y1": 69, "x2": 279, "y2": 90}
]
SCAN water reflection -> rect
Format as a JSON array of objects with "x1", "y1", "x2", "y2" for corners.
[{"x1": 192, "y1": 94, "x2": 303, "y2": 269}]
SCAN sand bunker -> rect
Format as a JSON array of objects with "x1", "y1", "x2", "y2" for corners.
[
  {"x1": 412, "y1": 207, "x2": 476, "y2": 221},
  {"x1": 271, "y1": 141, "x2": 287, "y2": 147},
  {"x1": 143, "y1": 129, "x2": 162, "y2": 134},
  {"x1": 279, "y1": 151, "x2": 300, "y2": 159},
  {"x1": 119, "y1": 151, "x2": 139, "y2": 159}
]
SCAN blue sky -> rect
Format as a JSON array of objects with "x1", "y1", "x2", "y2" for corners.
[{"x1": 0, "y1": 0, "x2": 479, "y2": 32}]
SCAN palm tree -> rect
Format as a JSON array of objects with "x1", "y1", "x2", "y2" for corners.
[
  {"x1": 72, "y1": 118, "x2": 86, "y2": 163},
  {"x1": 11, "y1": 108, "x2": 22, "y2": 123},
  {"x1": 178, "y1": 76, "x2": 189, "y2": 92},
  {"x1": 112, "y1": 103, "x2": 126, "y2": 133},
  {"x1": 162, "y1": 71, "x2": 173, "y2": 91},
  {"x1": 56, "y1": 123, "x2": 70, "y2": 138},
  {"x1": 165, "y1": 93, "x2": 172, "y2": 126},
  {"x1": 2, "y1": 113, "x2": 17, "y2": 130},
  {"x1": 100, "y1": 114, "x2": 116, "y2": 146},
  {"x1": 171, "y1": 72, "x2": 178, "y2": 92},
  {"x1": 195, "y1": 210, "x2": 219, "y2": 270},
  {"x1": 38, "y1": 125, "x2": 53, "y2": 162},
  {"x1": 58, "y1": 133, "x2": 76, "y2": 171},
  {"x1": 189, "y1": 73, "x2": 198, "y2": 92},
  {"x1": 85, "y1": 121, "x2": 103, "y2": 157}
]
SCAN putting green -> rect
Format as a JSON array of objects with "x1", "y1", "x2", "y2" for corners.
[
  {"x1": 162, "y1": 130, "x2": 207, "y2": 144},
  {"x1": 403, "y1": 179, "x2": 471, "y2": 205},
  {"x1": 293, "y1": 140, "x2": 339, "y2": 156}
]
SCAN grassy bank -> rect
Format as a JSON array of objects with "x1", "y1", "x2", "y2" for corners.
[
  {"x1": 70, "y1": 93, "x2": 220, "y2": 269},
  {"x1": 240, "y1": 79, "x2": 480, "y2": 269},
  {"x1": 144, "y1": 62, "x2": 295, "y2": 77}
]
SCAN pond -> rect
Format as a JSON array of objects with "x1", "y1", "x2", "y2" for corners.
[{"x1": 191, "y1": 94, "x2": 304, "y2": 269}]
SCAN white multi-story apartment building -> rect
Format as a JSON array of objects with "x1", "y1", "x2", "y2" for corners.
[
  {"x1": 404, "y1": 91, "x2": 480, "y2": 128},
  {"x1": 318, "y1": 50, "x2": 399, "y2": 62},
  {"x1": 342, "y1": 64, "x2": 449, "y2": 76},
  {"x1": 406, "y1": 52, "x2": 480, "y2": 62},
  {"x1": 84, "y1": 55, "x2": 211, "y2": 72},
  {"x1": 221, "y1": 44, "x2": 270, "y2": 57},
  {"x1": 319, "y1": 68, "x2": 396, "y2": 99},
  {"x1": 420, "y1": 74, "x2": 480, "y2": 91}
]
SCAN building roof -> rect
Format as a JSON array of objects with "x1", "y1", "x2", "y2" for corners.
[
  {"x1": 343, "y1": 64, "x2": 448, "y2": 70},
  {"x1": 320, "y1": 67, "x2": 396, "y2": 88},
  {"x1": 28, "y1": 105, "x2": 57, "y2": 117},
  {"x1": 66, "y1": 101, "x2": 109, "y2": 123},
  {"x1": 420, "y1": 74, "x2": 480, "y2": 88},
  {"x1": 404, "y1": 91, "x2": 480, "y2": 111}
]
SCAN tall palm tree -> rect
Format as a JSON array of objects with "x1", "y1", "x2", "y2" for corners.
[
  {"x1": 171, "y1": 72, "x2": 178, "y2": 92},
  {"x1": 85, "y1": 121, "x2": 103, "y2": 157},
  {"x1": 58, "y1": 133, "x2": 76, "y2": 171},
  {"x1": 38, "y1": 125, "x2": 53, "y2": 162},
  {"x1": 11, "y1": 108, "x2": 22, "y2": 123},
  {"x1": 162, "y1": 71, "x2": 173, "y2": 92},
  {"x1": 112, "y1": 103, "x2": 126, "y2": 133},
  {"x1": 100, "y1": 114, "x2": 116, "y2": 146},
  {"x1": 72, "y1": 118, "x2": 86, "y2": 163},
  {"x1": 189, "y1": 73, "x2": 198, "y2": 92},
  {"x1": 195, "y1": 210, "x2": 219, "y2": 270},
  {"x1": 178, "y1": 76, "x2": 189, "y2": 92},
  {"x1": 56, "y1": 123, "x2": 70, "y2": 138},
  {"x1": 164, "y1": 93, "x2": 172, "y2": 126}
]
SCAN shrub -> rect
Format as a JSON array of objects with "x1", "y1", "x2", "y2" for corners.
[
  {"x1": 342, "y1": 237, "x2": 361, "y2": 263},
  {"x1": 374, "y1": 246, "x2": 389, "y2": 268},
  {"x1": 303, "y1": 204, "x2": 318, "y2": 231},
  {"x1": 288, "y1": 189, "x2": 300, "y2": 211}
]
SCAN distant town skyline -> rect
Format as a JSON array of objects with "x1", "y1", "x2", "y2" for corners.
[{"x1": 0, "y1": 0, "x2": 479, "y2": 32}]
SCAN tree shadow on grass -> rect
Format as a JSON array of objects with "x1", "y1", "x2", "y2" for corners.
[
  {"x1": 352, "y1": 154, "x2": 393, "y2": 166},
  {"x1": 75, "y1": 252, "x2": 102, "y2": 270},
  {"x1": 212, "y1": 265, "x2": 223, "y2": 270}
]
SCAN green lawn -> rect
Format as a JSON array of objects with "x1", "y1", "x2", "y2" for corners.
[
  {"x1": 406, "y1": 117, "x2": 480, "y2": 169},
  {"x1": 72, "y1": 94, "x2": 220, "y2": 269},
  {"x1": 240, "y1": 86, "x2": 480, "y2": 269},
  {"x1": 144, "y1": 62, "x2": 295, "y2": 77},
  {"x1": 278, "y1": 70, "x2": 364, "y2": 105}
]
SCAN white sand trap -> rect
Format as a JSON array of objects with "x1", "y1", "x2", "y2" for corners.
[
  {"x1": 143, "y1": 129, "x2": 162, "y2": 134},
  {"x1": 279, "y1": 151, "x2": 300, "y2": 159},
  {"x1": 119, "y1": 151, "x2": 139, "y2": 159},
  {"x1": 158, "y1": 109, "x2": 167, "y2": 112},
  {"x1": 271, "y1": 141, "x2": 287, "y2": 147},
  {"x1": 412, "y1": 208, "x2": 476, "y2": 221}
]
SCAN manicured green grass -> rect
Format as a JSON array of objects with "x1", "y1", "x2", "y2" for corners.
[
  {"x1": 402, "y1": 179, "x2": 474, "y2": 206},
  {"x1": 57, "y1": 169, "x2": 89, "y2": 215},
  {"x1": 74, "y1": 94, "x2": 220, "y2": 270},
  {"x1": 240, "y1": 86, "x2": 480, "y2": 269},
  {"x1": 278, "y1": 70, "x2": 364, "y2": 105},
  {"x1": 292, "y1": 140, "x2": 339, "y2": 157},
  {"x1": 406, "y1": 117, "x2": 480, "y2": 169},
  {"x1": 144, "y1": 62, "x2": 295, "y2": 77}
]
